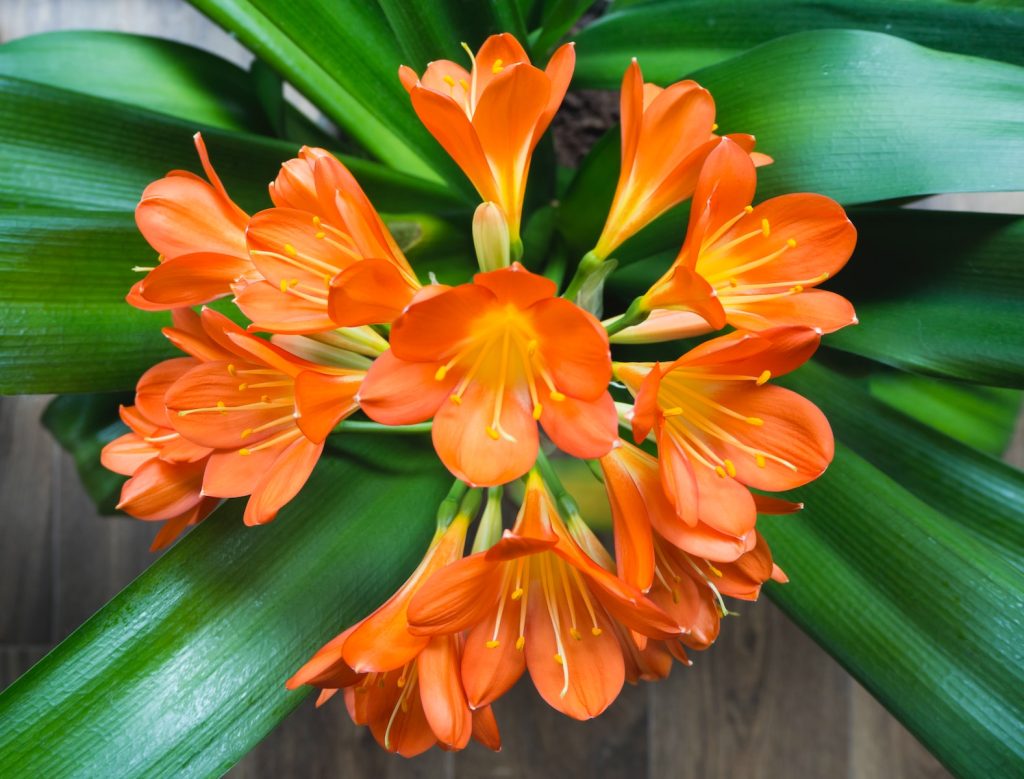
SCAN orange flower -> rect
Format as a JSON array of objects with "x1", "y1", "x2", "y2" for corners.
[
  {"x1": 286, "y1": 516, "x2": 501, "y2": 757},
  {"x1": 407, "y1": 474, "x2": 679, "y2": 720},
  {"x1": 592, "y1": 60, "x2": 770, "y2": 261},
  {"x1": 233, "y1": 146, "x2": 421, "y2": 331},
  {"x1": 399, "y1": 33, "x2": 574, "y2": 246},
  {"x1": 616, "y1": 328, "x2": 833, "y2": 540},
  {"x1": 619, "y1": 138, "x2": 857, "y2": 342},
  {"x1": 129, "y1": 133, "x2": 252, "y2": 310},
  {"x1": 162, "y1": 308, "x2": 364, "y2": 525},
  {"x1": 358, "y1": 264, "x2": 617, "y2": 486},
  {"x1": 101, "y1": 317, "x2": 223, "y2": 549}
]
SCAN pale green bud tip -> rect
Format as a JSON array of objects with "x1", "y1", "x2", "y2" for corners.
[{"x1": 473, "y1": 202, "x2": 511, "y2": 272}]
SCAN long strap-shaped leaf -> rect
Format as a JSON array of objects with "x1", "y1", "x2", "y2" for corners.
[
  {"x1": 559, "y1": 30, "x2": 1024, "y2": 252},
  {"x1": 575, "y1": 0, "x2": 1024, "y2": 87},
  {"x1": 0, "y1": 435, "x2": 447, "y2": 778}
]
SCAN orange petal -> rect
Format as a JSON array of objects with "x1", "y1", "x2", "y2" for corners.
[
  {"x1": 233, "y1": 278, "x2": 336, "y2": 334},
  {"x1": 656, "y1": 425, "x2": 698, "y2": 525},
  {"x1": 524, "y1": 579, "x2": 625, "y2": 720},
  {"x1": 148, "y1": 497, "x2": 217, "y2": 552},
  {"x1": 132, "y1": 252, "x2": 253, "y2": 308},
  {"x1": 162, "y1": 307, "x2": 234, "y2": 363},
  {"x1": 538, "y1": 42, "x2": 575, "y2": 143},
  {"x1": 101, "y1": 432, "x2": 158, "y2": 476},
  {"x1": 246, "y1": 207, "x2": 354, "y2": 287},
  {"x1": 754, "y1": 494, "x2": 804, "y2": 515},
  {"x1": 473, "y1": 33, "x2": 532, "y2": 101},
  {"x1": 600, "y1": 445, "x2": 657, "y2": 592},
  {"x1": 417, "y1": 635, "x2": 472, "y2": 750},
  {"x1": 294, "y1": 370, "x2": 362, "y2": 443},
  {"x1": 473, "y1": 263, "x2": 556, "y2": 308},
  {"x1": 690, "y1": 457, "x2": 758, "y2": 537},
  {"x1": 202, "y1": 445, "x2": 279, "y2": 498},
  {"x1": 643, "y1": 265, "x2": 726, "y2": 330},
  {"x1": 243, "y1": 437, "x2": 323, "y2": 525},
  {"x1": 117, "y1": 457, "x2": 205, "y2": 520},
  {"x1": 135, "y1": 357, "x2": 197, "y2": 427},
  {"x1": 358, "y1": 350, "x2": 453, "y2": 426},
  {"x1": 539, "y1": 390, "x2": 617, "y2": 460},
  {"x1": 286, "y1": 625, "x2": 362, "y2": 690},
  {"x1": 461, "y1": 601, "x2": 527, "y2": 709},
  {"x1": 471, "y1": 706, "x2": 502, "y2": 751},
  {"x1": 408, "y1": 553, "x2": 506, "y2": 635},
  {"x1": 409, "y1": 85, "x2": 499, "y2": 202},
  {"x1": 328, "y1": 258, "x2": 418, "y2": 327},
  {"x1": 727, "y1": 288, "x2": 857, "y2": 334},
  {"x1": 136, "y1": 171, "x2": 247, "y2": 260},
  {"x1": 530, "y1": 297, "x2": 610, "y2": 398},
  {"x1": 431, "y1": 381, "x2": 538, "y2": 486},
  {"x1": 710, "y1": 383, "x2": 834, "y2": 491},
  {"x1": 672, "y1": 326, "x2": 820, "y2": 379},
  {"x1": 389, "y1": 283, "x2": 495, "y2": 362}
]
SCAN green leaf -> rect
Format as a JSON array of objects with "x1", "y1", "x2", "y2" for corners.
[
  {"x1": 187, "y1": 0, "x2": 472, "y2": 189},
  {"x1": 824, "y1": 209, "x2": 1024, "y2": 387},
  {"x1": 868, "y1": 372, "x2": 1022, "y2": 456},
  {"x1": 762, "y1": 441, "x2": 1024, "y2": 778},
  {"x1": 0, "y1": 434, "x2": 446, "y2": 777},
  {"x1": 788, "y1": 360, "x2": 1024, "y2": 569},
  {"x1": 531, "y1": 0, "x2": 596, "y2": 58},
  {"x1": 574, "y1": 0, "x2": 1024, "y2": 88},
  {"x1": 0, "y1": 74, "x2": 463, "y2": 215},
  {"x1": 41, "y1": 393, "x2": 130, "y2": 514},
  {"x1": 560, "y1": 31, "x2": 1024, "y2": 252}
]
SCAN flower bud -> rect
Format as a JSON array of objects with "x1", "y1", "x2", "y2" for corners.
[{"x1": 472, "y1": 202, "x2": 511, "y2": 272}]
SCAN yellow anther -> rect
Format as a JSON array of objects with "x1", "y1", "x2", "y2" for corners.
[
  {"x1": 570, "y1": 628, "x2": 583, "y2": 641},
  {"x1": 511, "y1": 587, "x2": 524, "y2": 600},
  {"x1": 591, "y1": 627, "x2": 602, "y2": 637},
  {"x1": 238, "y1": 383, "x2": 248, "y2": 391},
  {"x1": 532, "y1": 403, "x2": 543, "y2": 420},
  {"x1": 449, "y1": 394, "x2": 463, "y2": 405},
  {"x1": 491, "y1": 58, "x2": 504, "y2": 74},
  {"x1": 707, "y1": 562, "x2": 723, "y2": 577},
  {"x1": 787, "y1": 238, "x2": 797, "y2": 248},
  {"x1": 756, "y1": 453, "x2": 767, "y2": 468},
  {"x1": 227, "y1": 364, "x2": 236, "y2": 376},
  {"x1": 485, "y1": 640, "x2": 500, "y2": 649},
  {"x1": 715, "y1": 465, "x2": 727, "y2": 478},
  {"x1": 724, "y1": 459, "x2": 737, "y2": 478},
  {"x1": 515, "y1": 636, "x2": 525, "y2": 651},
  {"x1": 315, "y1": 231, "x2": 326, "y2": 239},
  {"x1": 261, "y1": 395, "x2": 271, "y2": 403},
  {"x1": 671, "y1": 588, "x2": 681, "y2": 604},
  {"x1": 553, "y1": 654, "x2": 564, "y2": 665},
  {"x1": 434, "y1": 365, "x2": 448, "y2": 381},
  {"x1": 662, "y1": 406, "x2": 684, "y2": 417},
  {"x1": 744, "y1": 205, "x2": 754, "y2": 213},
  {"x1": 746, "y1": 417, "x2": 764, "y2": 426},
  {"x1": 280, "y1": 279, "x2": 289, "y2": 292},
  {"x1": 157, "y1": 253, "x2": 165, "y2": 262},
  {"x1": 756, "y1": 370, "x2": 771, "y2": 385},
  {"x1": 240, "y1": 428, "x2": 253, "y2": 439},
  {"x1": 239, "y1": 448, "x2": 252, "y2": 456},
  {"x1": 284, "y1": 243, "x2": 297, "y2": 256},
  {"x1": 312, "y1": 216, "x2": 321, "y2": 227},
  {"x1": 216, "y1": 401, "x2": 226, "y2": 411},
  {"x1": 396, "y1": 676, "x2": 406, "y2": 689},
  {"x1": 791, "y1": 285, "x2": 804, "y2": 293},
  {"x1": 458, "y1": 78, "x2": 470, "y2": 92},
  {"x1": 549, "y1": 391, "x2": 565, "y2": 402},
  {"x1": 761, "y1": 218, "x2": 771, "y2": 237},
  {"x1": 711, "y1": 122, "x2": 719, "y2": 131},
  {"x1": 486, "y1": 426, "x2": 500, "y2": 440},
  {"x1": 728, "y1": 278, "x2": 739, "y2": 287},
  {"x1": 527, "y1": 339, "x2": 538, "y2": 355},
  {"x1": 442, "y1": 75, "x2": 456, "y2": 87}
]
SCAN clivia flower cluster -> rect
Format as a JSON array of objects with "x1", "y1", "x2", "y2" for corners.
[{"x1": 103, "y1": 34, "x2": 856, "y2": 755}]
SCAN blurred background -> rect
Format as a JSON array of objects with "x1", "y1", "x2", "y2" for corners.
[{"x1": 3, "y1": 1, "x2": 1019, "y2": 776}]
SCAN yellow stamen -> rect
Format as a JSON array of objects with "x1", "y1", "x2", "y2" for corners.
[
  {"x1": 515, "y1": 636, "x2": 525, "y2": 651},
  {"x1": 756, "y1": 453, "x2": 767, "y2": 468},
  {"x1": 485, "y1": 640, "x2": 500, "y2": 648},
  {"x1": 442, "y1": 75, "x2": 455, "y2": 87},
  {"x1": 761, "y1": 218, "x2": 770, "y2": 237},
  {"x1": 491, "y1": 58, "x2": 504, "y2": 74},
  {"x1": 747, "y1": 417, "x2": 764, "y2": 426},
  {"x1": 724, "y1": 459, "x2": 737, "y2": 477},
  {"x1": 284, "y1": 243, "x2": 297, "y2": 256},
  {"x1": 549, "y1": 390, "x2": 565, "y2": 401},
  {"x1": 715, "y1": 465, "x2": 727, "y2": 478},
  {"x1": 757, "y1": 370, "x2": 771, "y2": 385}
]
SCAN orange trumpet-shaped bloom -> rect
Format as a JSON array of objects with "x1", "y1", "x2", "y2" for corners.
[
  {"x1": 592, "y1": 60, "x2": 770, "y2": 261},
  {"x1": 233, "y1": 146, "x2": 421, "y2": 331},
  {"x1": 129, "y1": 133, "x2": 253, "y2": 311},
  {"x1": 616, "y1": 327, "x2": 833, "y2": 540},
  {"x1": 162, "y1": 308, "x2": 364, "y2": 525},
  {"x1": 358, "y1": 264, "x2": 617, "y2": 486},
  {"x1": 101, "y1": 319, "x2": 223, "y2": 549},
  {"x1": 407, "y1": 474, "x2": 680, "y2": 720},
  {"x1": 621, "y1": 138, "x2": 857, "y2": 342},
  {"x1": 286, "y1": 516, "x2": 502, "y2": 757},
  {"x1": 399, "y1": 33, "x2": 574, "y2": 244}
]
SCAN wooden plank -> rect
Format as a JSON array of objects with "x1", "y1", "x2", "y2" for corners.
[
  {"x1": 0, "y1": 397, "x2": 55, "y2": 644},
  {"x1": 648, "y1": 599, "x2": 850, "y2": 779}
]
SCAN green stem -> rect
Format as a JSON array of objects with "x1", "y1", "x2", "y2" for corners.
[
  {"x1": 435, "y1": 479, "x2": 470, "y2": 529},
  {"x1": 533, "y1": 448, "x2": 581, "y2": 519},
  {"x1": 332, "y1": 420, "x2": 432, "y2": 435},
  {"x1": 604, "y1": 296, "x2": 649, "y2": 336},
  {"x1": 561, "y1": 249, "x2": 604, "y2": 301}
]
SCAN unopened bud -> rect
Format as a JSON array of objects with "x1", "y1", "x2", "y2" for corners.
[{"x1": 473, "y1": 202, "x2": 511, "y2": 272}]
